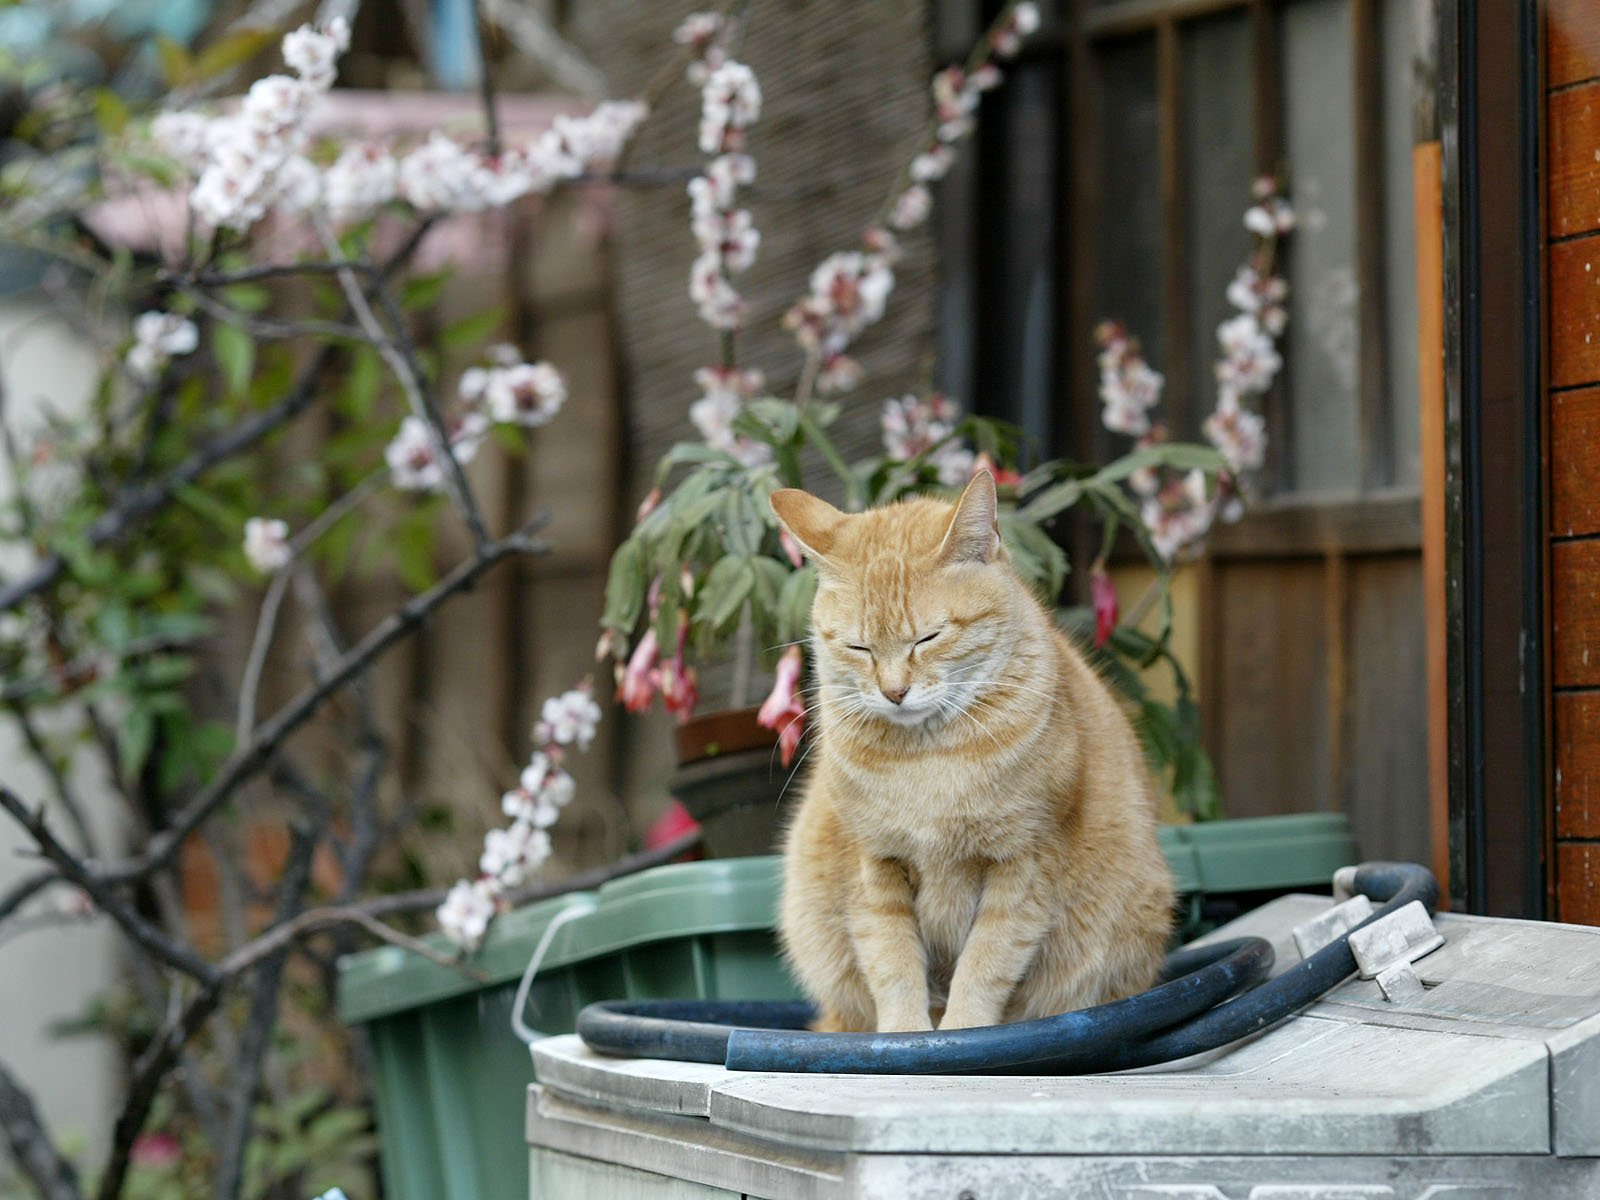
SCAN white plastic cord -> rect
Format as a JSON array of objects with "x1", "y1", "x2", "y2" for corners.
[{"x1": 510, "y1": 898, "x2": 597, "y2": 1045}]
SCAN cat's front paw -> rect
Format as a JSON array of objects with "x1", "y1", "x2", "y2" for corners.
[
  {"x1": 876, "y1": 1009, "x2": 934, "y2": 1033},
  {"x1": 937, "y1": 1005, "x2": 998, "y2": 1031}
]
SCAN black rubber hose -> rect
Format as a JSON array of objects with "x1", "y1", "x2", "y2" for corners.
[
  {"x1": 1087, "y1": 859, "x2": 1438, "y2": 1072},
  {"x1": 577, "y1": 936, "x2": 1272, "y2": 1071},
  {"x1": 573, "y1": 861, "x2": 1437, "y2": 1076}
]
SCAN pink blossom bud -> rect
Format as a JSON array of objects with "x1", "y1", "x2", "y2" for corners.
[
  {"x1": 757, "y1": 646, "x2": 806, "y2": 767},
  {"x1": 619, "y1": 629, "x2": 660, "y2": 713},
  {"x1": 1091, "y1": 565, "x2": 1118, "y2": 649},
  {"x1": 595, "y1": 628, "x2": 617, "y2": 662},
  {"x1": 636, "y1": 487, "x2": 662, "y2": 524},
  {"x1": 779, "y1": 526, "x2": 805, "y2": 569}
]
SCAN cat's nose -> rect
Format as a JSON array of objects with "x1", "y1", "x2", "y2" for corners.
[{"x1": 881, "y1": 685, "x2": 909, "y2": 705}]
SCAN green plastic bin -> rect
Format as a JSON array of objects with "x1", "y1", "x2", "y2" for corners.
[
  {"x1": 338, "y1": 857, "x2": 801, "y2": 1200},
  {"x1": 339, "y1": 814, "x2": 1356, "y2": 1200}
]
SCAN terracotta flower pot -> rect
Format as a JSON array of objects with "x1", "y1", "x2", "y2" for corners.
[{"x1": 671, "y1": 707, "x2": 799, "y2": 858}]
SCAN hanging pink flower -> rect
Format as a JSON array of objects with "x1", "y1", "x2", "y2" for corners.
[
  {"x1": 1091, "y1": 564, "x2": 1118, "y2": 648},
  {"x1": 758, "y1": 646, "x2": 806, "y2": 767},
  {"x1": 660, "y1": 613, "x2": 700, "y2": 722},
  {"x1": 620, "y1": 629, "x2": 660, "y2": 713},
  {"x1": 131, "y1": 1132, "x2": 182, "y2": 1170},
  {"x1": 779, "y1": 526, "x2": 805, "y2": 569}
]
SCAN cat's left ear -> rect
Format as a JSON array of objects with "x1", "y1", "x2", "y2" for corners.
[
  {"x1": 770, "y1": 488, "x2": 846, "y2": 567},
  {"x1": 938, "y1": 470, "x2": 1001, "y2": 566}
]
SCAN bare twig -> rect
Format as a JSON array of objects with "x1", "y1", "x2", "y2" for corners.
[
  {"x1": 312, "y1": 216, "x2": 490, "y2": 550},
  {"x1": 0, "y1": 1060, "x2": 81, "y2": 1200},
  {"x1": 358, "y1": 827, "x2": 702, "y2": 918},
  {"x1": 7, "y1": 703, "x2": 98, "y2": 857},
  {"x1": 480, "y1": 0, "x2": 608, "y2": 98},
  {"x1": 0, "y1": 787, "x2": 222, "y2": 984},
  {"x1": 90, "y1": 520, "x2": 549, "y2": 886},
  {"x1": 214, "y1": 818, "x2": 320, "y2": 1200},
  {"x1": 0, "y1": 217, "x2": 441, "y2": 615},
  {"x1": 473, "y1": 0, "x2": 504, "y2": 155}
]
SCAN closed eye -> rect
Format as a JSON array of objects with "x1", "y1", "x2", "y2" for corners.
[
  {"x1": 845, "y1": 644, "x2": 871, "y2": 654},
  {"x1": 915, "y1": 629, "x2": 944, "y2": 646}
]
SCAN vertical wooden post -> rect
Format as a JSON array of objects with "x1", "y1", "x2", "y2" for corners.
[{"x1": 1415, "y1": 139, "x2": 1449, "y2": 903}]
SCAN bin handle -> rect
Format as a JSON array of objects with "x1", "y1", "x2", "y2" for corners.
[{"x1": 510, "y1": 898, "x2": 598, "y2": 1045}]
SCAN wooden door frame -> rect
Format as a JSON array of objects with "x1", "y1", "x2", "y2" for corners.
[{"x1": 1437, "y1": 0, "x2": 1549, "y2": 917}]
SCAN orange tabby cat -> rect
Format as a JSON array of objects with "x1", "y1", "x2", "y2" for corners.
[{"x1": 770, "y1": 471, "x2": 1174, "y2": 1033}]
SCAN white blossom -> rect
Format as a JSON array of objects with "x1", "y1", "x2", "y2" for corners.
[
  {"x1": 480, "y1": 820, "x2": 553, "y2": 887},
  {"x1": 699, "y1": 60, "x2": 761, "y2": 154},
  {"x1": 383, "y1": 415, "x2": 480, "y2": 493},
  {"x1": 910, "y1": 146, "x2": 954, "y2": 182},
  {"x1": 993, "y1": 2, "x2": 1041, "y2": 58},
  {"x1": 397, "y1": 133, "x2": 485, "y2": 212},
  {"x1": 889, "y1": 184, "x2": 932, "y2": 231},
  {"x1": 882, "y1": 394, "x2": 974, "y2": 484},
  {"x1": 1215, "y1": 313, "x2": 1283, "y2": 394},
  {"x1": 538, "y1": 688, "x2": 602, "y2": 750},
  {"x1": 243, "y1": 517, "x2": 291, "y2": 573},
  {"x1": 126, "y1": 311, "x2": 198, "y2": 381},
  {"x1": 484, "y1": 362, "x2": 566, "y2": 427},
  {"x1": 151, "y1": 111, "x2": 212, "y2": 170},
  {"x1": 1204, "y1": 390, "x2": 1268, "y2": 473},
  {"x1": 281, "y1": 17, "x2": 350, "y2": 90},
  {"x1": 437, "y1": 878, "x2": 498, "y2": 951},
  {"x1": 323, "y1": 143, "x2": 397, "y2": 223}
]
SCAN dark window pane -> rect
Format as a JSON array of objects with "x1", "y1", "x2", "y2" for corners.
[
  {"x1": 977, "y1": 61, "x2": 1058, "y2": 446},
  {"x1": 1183, "y1": 11, "x2": 1256, "y2": 443},
  {"x1": 1091, "y1": 36, "x2": 1164, "y2": 380},
  {"x1": 1383, "y1": 0, "x2": 1423, "y2": 487},
  {"x1": 1283, "y1": 0, "x2": 1361, "y2": 495}
]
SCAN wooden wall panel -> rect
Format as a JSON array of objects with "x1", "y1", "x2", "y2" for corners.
[
  {"x1": 1210, "y1": 562, "x2": 1331, "y2": 818},
  {"x1": 1553, "y1": 540, "x2": 1600, "y2": 689},
  {"x1": 1549, "y1": 83, "x2": 1600, "y2": 239},
  {"x1": 1557, "y1": 692, "x2": 1600, "y2": 839},
  {"x1": 1345, "y1": 557, "x2": 1432, "y2": 867},
  {"x1": 1558, "y1": 843, "x2": 1600, "y2": 925},
  {"x1": 1552, "y1": 387, "x2": 1600, "y2": 537},
  {"x1": 1551, "y1": 0, "x2": 1600, "y2": 89},
  {"x1": 1549, "y1": 236, "x2": 1600, "y2": 390}
]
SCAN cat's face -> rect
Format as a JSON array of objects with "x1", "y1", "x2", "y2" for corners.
[{"x1": 772, "y1": 473, "x2": 1016, "y2": 730}]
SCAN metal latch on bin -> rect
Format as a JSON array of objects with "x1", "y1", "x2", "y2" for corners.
[
  {"x1": 1292, "y1": 890, "x2": 1445, "y2": 1004},
  {"x1": 1348, "y1": 901, "x2": 1445, "y2": 1002}
]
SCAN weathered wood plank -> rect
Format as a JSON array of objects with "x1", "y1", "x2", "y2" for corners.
[
  {"x1": 1549, "y1": 83, "x2": 1600, "y2": 240},
  {"x1": 1552, "y1": 386, "x2": 1600, "y2": 537},
  {"x1": 1553, "y1": 540, "x2": 1600, "y2": 688},
  {"x1": 1210, "y1": 561, "x2": 1330, "y2": 817},
  {"x1": 1551, "y1": 0, "x2": 1600, "y2": 90},
  {"x1": 1557, "y1": 692, "x2": 1600, "y2": 840},
  {"x1": 1549, "y1": 237, "x2": 1600, "y2": 390},
  {"x1": 1558, "y1": 842, "x2": 1600, "y2": 926},
  {"x1": 1345, "y1": 556, "x2": 1431, "y2": 867}
]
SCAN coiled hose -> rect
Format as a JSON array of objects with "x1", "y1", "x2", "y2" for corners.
[{"x1": 575, "y1": 860, "x2": 1437, "y2": 1075}]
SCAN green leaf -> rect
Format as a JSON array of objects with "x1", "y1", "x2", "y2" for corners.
[
  {"x1": 439, "y1": 307, "x2": 505, "y2": 351},
  {"x1": 92, "y1": 89, "x2": 129, "y2": 137},
  {"x1": 776, "y1": 565, "x2": 818, "y2": 645},
  {"x1": 1016, "y1": 478, "x2": 1084, "y2": 523},
  {"x1": 343, "y1": 346, "x2": 382, "y2": 420},
  {"x1": 121, "y1": 705, "x2": 155, "y2": 781},
  {"x1": 212, "y1": 323, "x2": 255, "y2": 397},
  {"x1": 1094, "y1": 442, "x2": 1227, "y2": 486},
  {"x1": 601, "y1": 538, "x2": 647, "y2": 634},
  {"x1": 222, "y1": 283, "x2": 271, "y2": 313},
  {"x1": 154, "y1": 37, "x2": 192, "y2": 86},
  {"x1": 172, "y1": 481, "x2": 240, "y2": 533},
  {"x1": 400, "y1": 269, "x2": 452, "y2": 311},
  {"x1": 798, "y1": 408, "x2": 860, "y2": 507},
  {"x1": 749, "y1": 555, "x2": 790, "y2": 618},
  {"x1": 999, "y1": 515, "x2": 1069, "y2": 601},
  {"x1": 192, "y1": 28, "x2": 279, "y2": 79},
  {"x1": 391, "y1": 510, "x2": 437, "y2": 590},
  {"x1": 700, "y1": 555, "x2": 755, "y2": 634},
  {"x1": 722, "y1": 488, "x2": 765, "y2": 557}
]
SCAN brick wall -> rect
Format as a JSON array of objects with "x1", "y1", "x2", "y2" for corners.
[{"x1": 1549, "y1": 0, "x2": 1600, "y2": 923}]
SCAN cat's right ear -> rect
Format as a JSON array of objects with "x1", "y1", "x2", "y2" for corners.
[{"x1": 770, "y1": 489, "x2": 845, "y2": 566}]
